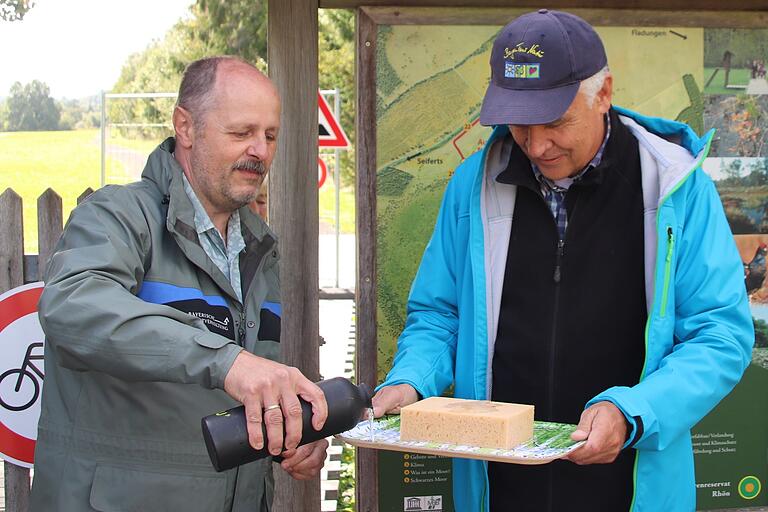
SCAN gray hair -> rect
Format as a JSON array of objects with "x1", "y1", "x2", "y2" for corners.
[
  {"x1": 578, "y1": 66, "x2": 610, "y2": 106},
  {"x1": 176, "y1": 55, "x2": 254, "y2": 127}
]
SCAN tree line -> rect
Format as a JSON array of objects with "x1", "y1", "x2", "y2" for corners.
[
  {"x1": 1, "y1": 0, "x2": 355, "y2": 182},
  {"x1": 0, "y1": 80, "x2": 100, "y2": 131}
]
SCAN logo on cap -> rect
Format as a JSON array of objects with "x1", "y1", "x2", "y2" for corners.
[{"x1": 504, "y1": 62, "x2": 540, "y2": 79}]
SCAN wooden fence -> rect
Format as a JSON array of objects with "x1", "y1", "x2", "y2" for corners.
[{"x1": 0, "y1": 187, "x2": 92, "y2": 512}]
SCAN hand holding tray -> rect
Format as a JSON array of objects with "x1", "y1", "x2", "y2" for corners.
[{"x1": 336, "y1": 415, "x2": 585, "y2": 464}]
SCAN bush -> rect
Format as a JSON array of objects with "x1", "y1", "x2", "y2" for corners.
[{"x1": 336, "y1": 445, "x2": 355, "y2": 512}]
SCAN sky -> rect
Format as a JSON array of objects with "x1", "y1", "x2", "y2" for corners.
[{"x1": 1, "y1": 0, "x2": 194, "y2": 99}]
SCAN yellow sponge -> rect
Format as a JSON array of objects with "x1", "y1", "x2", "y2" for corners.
[{"x1": 400, "y1": 397, "x2": 534, "y2": 449}]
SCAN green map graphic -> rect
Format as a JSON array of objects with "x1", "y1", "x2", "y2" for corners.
[{"x1": 376, "y1": 25, "x2": 704, "y2": 381}]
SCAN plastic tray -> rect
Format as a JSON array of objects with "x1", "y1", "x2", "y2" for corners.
[{"x1": 336, "y1": 415, "x2": 585, "y2": 465}]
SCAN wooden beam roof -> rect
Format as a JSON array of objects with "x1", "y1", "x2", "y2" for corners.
[
  {"x1": 357, "y1": 7, "x2": 768, "y2": 27},
  {"x1": 319, "y1": 0, "x2": 767, "y2": 11}
]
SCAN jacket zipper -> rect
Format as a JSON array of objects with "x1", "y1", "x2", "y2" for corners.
[
  {"x1": 660, "y1": 226, "x2": 674, "y2": 318},
  {"x1": 548, "y1": 236, "x2": 564, "y2": 412},
  {"x1": 234, "y1": 239, "x2": 277, "y2": 345},
  {"x1": 548, "y1": 190, "x2": 580, "y2": 419},
  {"x1": 553, "y1": 239, "x2": 565, "y2": 283},
  {"x1": 237, "y1": 307, "x2": 246, "y2": 343}
]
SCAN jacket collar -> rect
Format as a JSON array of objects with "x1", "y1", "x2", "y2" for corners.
[{"x1": 612, "y1": 105, "x2": 711, "y2": 156}]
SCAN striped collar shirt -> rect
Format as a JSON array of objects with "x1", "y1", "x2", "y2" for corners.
[{"x1": 182, "y1": 174, "x2": 246, "y2": 302}]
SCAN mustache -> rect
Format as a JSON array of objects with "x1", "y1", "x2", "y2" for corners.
[{"x1": 232, "y1": 160, "x2": 267, "y2": 173}]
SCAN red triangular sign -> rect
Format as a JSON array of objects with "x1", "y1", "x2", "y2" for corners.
[{"x1": 318, "y1": 91, "x2": 350, "y2": 148}]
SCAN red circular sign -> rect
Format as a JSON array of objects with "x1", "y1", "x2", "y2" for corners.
[
  {"x1": 0, "y1": 282, "x2": 44, "y2": 467},
  {"x1": 318, "y1": 157, "x2": 328, "y2": 189}
]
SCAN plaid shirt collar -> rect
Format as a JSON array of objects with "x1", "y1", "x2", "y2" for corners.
[
  {"x1": 181, "y1": 174, "x2": 246, "y2": 302},
  {"x1": 532, "y1": 112, "x2": 611, "y2": 195}
]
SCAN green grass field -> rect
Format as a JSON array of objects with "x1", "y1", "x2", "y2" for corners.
[
  {"x1": 704, "y1": 67, "x2": 752, "y2": 95},
  {"x1": 0, "y1": 129, "x2": 130, "y2": 254},
  {"x1": 1, "y1": 129, "x2": 355, "y2": 256}
]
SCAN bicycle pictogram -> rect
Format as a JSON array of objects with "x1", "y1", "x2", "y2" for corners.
[{"x1": 0, "y1": 342, "x2": 44, "y2": 412}]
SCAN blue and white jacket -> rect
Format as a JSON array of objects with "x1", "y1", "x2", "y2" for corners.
[{"x1": 381, "y1": 107, "x2": 754, "y2": 511}]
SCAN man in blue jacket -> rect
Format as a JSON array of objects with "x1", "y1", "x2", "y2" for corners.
[{"x1": 373, "y1": 10, "x2": 754, "y2": 512}]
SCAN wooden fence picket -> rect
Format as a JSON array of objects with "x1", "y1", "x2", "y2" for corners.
[
  {"x1": 0, "y1": 189, "x2": 24, "y2": 291},
  {"x1": 77, "y1": 187, "x2": 94, "y2": 205},
  {"x1": 1, "y1": 188, "x2": 29, "y2": 512},
  {"x1": 36, "y1": 189, "x2": 63, "y2": 276}
]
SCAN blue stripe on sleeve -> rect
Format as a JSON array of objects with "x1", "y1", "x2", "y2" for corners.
[
  {"x1": 137, "y1": 281, "x2": 228, "y2": 307},
  {"x1": 262, "y1": 301, "x2": 282, "y2": 317}
]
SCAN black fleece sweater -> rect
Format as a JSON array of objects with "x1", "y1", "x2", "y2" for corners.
[{"x1": 490, "y1": 108, "x2": 647, "y2": 512}]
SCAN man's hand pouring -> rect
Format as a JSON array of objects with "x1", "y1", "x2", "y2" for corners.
[{"x1": 224, "y1": 351, "x2": 328, "y2": 456}]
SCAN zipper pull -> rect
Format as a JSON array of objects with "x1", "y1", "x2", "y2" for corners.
[
  {"x1": 237, "y1": 309, "x2": 246, "y2": 342},
  {"x1": 666, "y1": 227, "x2": 674, "y2": 262},
  {"x1": 553, "y1": 239, "x2": 565, "y2": 283},
  {"x1": 660, "y1": 226, "x2": 675, "y2": 318}
]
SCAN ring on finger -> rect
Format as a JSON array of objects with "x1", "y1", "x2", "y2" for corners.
[{"x1": 264, "y1": 404, "x2": 281, "y2": 412}]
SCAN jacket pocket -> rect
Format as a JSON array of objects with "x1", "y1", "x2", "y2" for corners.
[
  {"x1": 89, "y1": 463, "x2": 227, "y2": 512},
  {"x1": 194, "y1": 331, "x2": 234, "y2": 349}
]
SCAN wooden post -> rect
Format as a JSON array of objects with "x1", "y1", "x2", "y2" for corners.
[
  {"x1": 722, "y1": 50, "x2": 733, "y2": 88},
  {"x1": 37, "y1": 189, "x2": 63, "y2": 276},
  {"x1": 355, "y1": 8, "x2": 379, "y2": 512},
  {"x1": 267, "y1": 1, "x2": 320, "y2": 511},
  {"x1": 0, "y1": 189, "x2": 23, "y2": 289},
  {"x1": 77, "y1": 188, "x2": 94, "y2": 205},
  {"x1": 1, "y1": 189, "x2": 29, "y2": 511}
]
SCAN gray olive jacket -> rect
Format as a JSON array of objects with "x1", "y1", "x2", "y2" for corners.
[{"x1": 30, "y1": 138, "x2": 282, "y2": 511}]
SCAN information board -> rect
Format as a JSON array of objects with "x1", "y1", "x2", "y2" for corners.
[{"x1": 375, "y1": 20, "x2": 768, "y2": 511}]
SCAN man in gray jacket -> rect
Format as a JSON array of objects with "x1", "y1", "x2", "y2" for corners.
[{"x1": 30, "y1": 56, "x2": 328, "y2": 511}]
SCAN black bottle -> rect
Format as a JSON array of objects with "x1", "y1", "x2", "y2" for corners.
[{"x1": 202, "y1": 377, "x2": 373, "y2": 472}]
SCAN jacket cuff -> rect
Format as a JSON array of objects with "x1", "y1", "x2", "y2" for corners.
[
  {"x1": 626, "y1": 415, "x2": 644, "y2": 448},
  {"x1": 209, "y1": 343, "x2": 244, "y2": 390},
  {"x1": 179, "y1": 332, "x2": 244, "y2": 389},
  {"x1": 377, "y1": 378, "x2": 427, "y2": 401},
  {"x1": 585, "y1": 395, "x2": 643, "y2": 449}
]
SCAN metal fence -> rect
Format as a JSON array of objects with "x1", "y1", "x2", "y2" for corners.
[{"x1": 100, "y1": 91, "x2": 176, "y2": 187}]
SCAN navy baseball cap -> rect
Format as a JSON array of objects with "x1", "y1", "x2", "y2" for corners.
[{"x1": 479, "y1": 9, "x2": 607, "y2": 126}]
